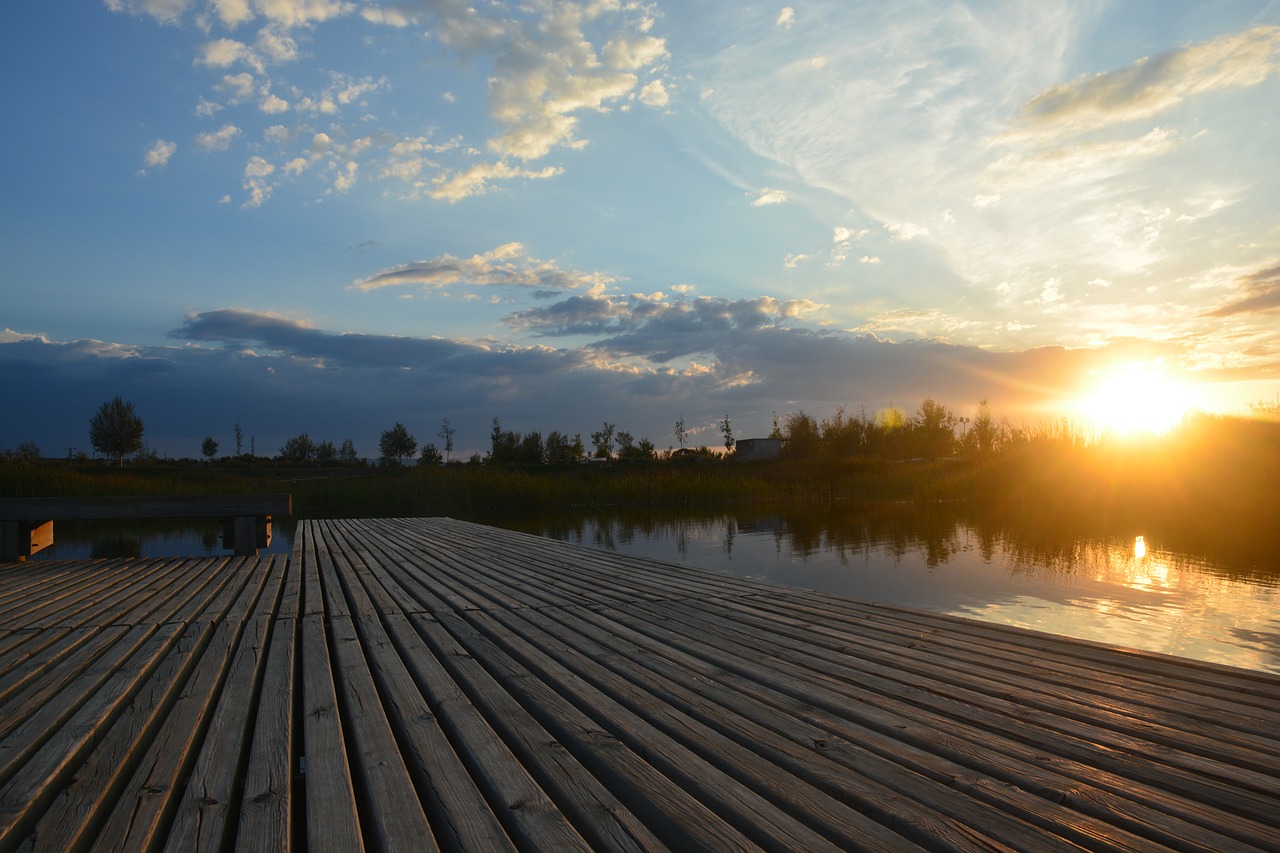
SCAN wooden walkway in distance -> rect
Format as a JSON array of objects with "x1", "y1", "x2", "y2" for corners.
[{"x1": 1, "y1": 517, "x2": 1278, "y2": 851}]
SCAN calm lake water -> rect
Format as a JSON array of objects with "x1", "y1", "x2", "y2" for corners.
[{"x1": 30, "y1": 505, "x2": 1280, "y2": 675}]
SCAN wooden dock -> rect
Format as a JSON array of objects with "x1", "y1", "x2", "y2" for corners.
[{"x1": 1, "y1": 517, "x2": 1278, "y2": 851}]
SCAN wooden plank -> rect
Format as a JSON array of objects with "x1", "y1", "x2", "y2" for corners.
[
  {"x1": 389, "y1": 522, "x2": 1280, "y2": 845},
  {"x1": 86, "y1": 555, "x2": 282, "y2": 851},
  {"x1": 328, "y1": 522, "x2": 667, "y2": 852},
  {"x1": 236, "y1": 554, "x2": 302, "y2": 853},
  {"x1": 394, "y1": 522, "x2": 1169, "y2": 850},
  {"x1": 0, "y1": 494, "x2": 291, "y2": 521},
  {"x1": 0, "y1": 625, "x2": 143, "y2": 762},
  {"x1": 433, "y1": 607, "x2": 840, "y2": 852},
  {"x1": 318, "y1": 527, "x2": 531, "y2": 850},
  {"x1": 2, "y1": 517, "x2": 1278, "y2": 851},
  {"x1": 624, "y1": 597, "x2": 1280, "y2": 849},
  {"x1": 298, "y1": 527, "x2": 364, "y2": 853},
  {"x1": 235, "y1": 615, "x2": 296, "y2": 853},
  {"x1": 163, "y1": 555, "x2": 289, "y2": 850},
  {"x1": 0, "y1": 622, "x2": 186, "y2": 847}
]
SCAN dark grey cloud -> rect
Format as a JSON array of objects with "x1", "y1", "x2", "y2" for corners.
[
  {"x1": 508, "y1": 293, "x2": 823, "y2": 362},
  {"x1": 1, "y1": 308, "x2": 1169, "y2": 460}
]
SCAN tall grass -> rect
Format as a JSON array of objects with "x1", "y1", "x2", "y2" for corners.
[{"x1": 4, "y1": 413, "x2": 1276, "y2": 552}]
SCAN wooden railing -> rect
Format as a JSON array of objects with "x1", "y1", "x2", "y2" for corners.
[{"x1": 0, "y1": 494, "x2": 292, "y2": 561}]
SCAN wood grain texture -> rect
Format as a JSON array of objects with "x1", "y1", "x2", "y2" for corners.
[{"x1": 1, "y1": 517, "x2": 1277, "y2": 851}]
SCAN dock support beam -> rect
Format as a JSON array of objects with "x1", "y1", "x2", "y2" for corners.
[
  {"x1": 222, "y1": 515, "x2": 272, "y2": 556},
  {"x1": 1, "y1": 520, "x2": 54, "y2": 562}
]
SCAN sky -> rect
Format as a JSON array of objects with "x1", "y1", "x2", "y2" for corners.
[{"x1": 2, "y1": 1, "x2": 1279, "y2": 460}]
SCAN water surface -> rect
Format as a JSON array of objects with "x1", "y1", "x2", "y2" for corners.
[
  {"x1": 30, "y1": 506, "x2": 1280, "y2": 674},
  {"x1": 494, "y1": 505, "x2": 1280, "y2": 676}
]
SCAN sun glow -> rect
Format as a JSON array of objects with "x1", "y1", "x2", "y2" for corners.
[{"x1": 1078, "y1": 362, "x2": 1197, "y2": 437}]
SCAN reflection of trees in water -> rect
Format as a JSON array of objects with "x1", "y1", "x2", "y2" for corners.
[
  {"x1": 505, "y1": 499, "x2": 1276, "y2": 585},
  {"x1": 90, "y1": 535, "x2": 142, "y2": 559},
  {"x1": 35, "y1": 517, "x2": 297, "y2": 560}
]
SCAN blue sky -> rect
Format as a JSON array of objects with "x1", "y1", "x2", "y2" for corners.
[{"x1": 3, "y1": 1, "x2": 1279, "y2": 459}]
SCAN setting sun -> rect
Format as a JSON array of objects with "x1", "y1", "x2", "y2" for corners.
[{"x1": 1077, "y1": 363, "x2": 1197, "y2": 437}]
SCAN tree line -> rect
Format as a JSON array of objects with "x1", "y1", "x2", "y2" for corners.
[{"x1": 3, "y1": 393, "x2": 1152, "y2": 468}]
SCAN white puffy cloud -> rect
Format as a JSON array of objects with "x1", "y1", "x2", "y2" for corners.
[
  {"x1": 602, "y1": 34, "x2": 668, "y2": 70},
  {"x1": 638, "y1": 80, "x2": 670, "y2": 107},
  {"x1": 253, "y1": 0, "x2": 353, "y2": 27},
  {"x1": 259, "y1": 92, "x2": 289, "y2": 113},
  {"x1": 195, "y1": 123, "x2": 242, "y2": 152},
  {"x1": 751, "y1": 188, "x2": 787, "y2": 206},
  {"x1": 143, "y1": 139, "x2": 177, "y2": 169},
  {"x1": 776, "y1": 7, "x2": 795, "y2": 29},
  {"x1": 360, "y1": 6, "x2": 413, "y2": 28},
  {"x1": 242, "y1": 155, "x2": 276, "y2": 206},
  {"x1": 886, "y1": 222, "x2": 930, "y2": 242},
  {"x1": 196, "y1": 38, "x2": 256, "y2": 69},
  {"x1": 255, "y1": 25, "x2": 299, "y2": 64},
  {"x1": 209, "y1": 0, "x2": 252, "y2": 29},
  {"x1": 105, "y1": 0, "x2": 191, "y2": 24},
  {"x1": 216, "y1": 72, "x2": 257, "y2": 101}
]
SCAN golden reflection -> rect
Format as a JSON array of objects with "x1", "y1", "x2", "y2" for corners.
[{"x1": 1134, "y1": 534, "x2": 1147, "y2": 561}]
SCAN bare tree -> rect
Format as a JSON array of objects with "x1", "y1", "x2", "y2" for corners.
[{"x1": 438, "y1": 417, "x2": 456, "y2": 462}]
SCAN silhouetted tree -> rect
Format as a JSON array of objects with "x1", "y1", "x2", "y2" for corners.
[
  {"x1": 201, "y1": 436, "x2": 219, "y2": 460},
  {"x1": 674, "y1": 416, "x2": 687, "y2": 450},
  {"x1": 719, "y1": 415, "x2": 735, "y2": 454},
  {"x1": 280, "y1": 433, "x2": 316, "y2": 462},
  {"x1": 912, "y1": 398, "x2": 958, "y2": 461},
  {"x1": 316, "y1": 439, "x2": 337, "y2": 463},
  {"x1": 489, "y1": 417, "x2": 522, "y2": 464},
  {"x1": 338, "y1": 438, "x2": 359, "y2": 462},
  {"x1": 380, "y1": 421, "x2": 417, "y2": 465},
  {"x1": 965, "y1": 398, "x2": 1001, "y2": 457},
  {"x1": 546, "y1": 430, "x2": 586, "y2": 464},
  {"x1": 874, "y1": 406, "x2": 909, "y2": 459},
  {"x1": 234, "y1": 420, "x2": 243, "y2": 456},
  {"x1": 438, "y1": 417, "x2": 456, "y2": 462},
  {"x1": 89, "y1": 396, "x2": 145, "y2": 467},
  {"x1": 591, "y1": 422, "x2": 615, "y2": 459},
  {"x1": 419, "y1": 443, "x2": 443, "y2": 465},
  {"x1": 616, "y1": 430, "x2": 636, "y2": 456}
]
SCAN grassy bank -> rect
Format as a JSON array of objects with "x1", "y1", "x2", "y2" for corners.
[{"x1": 4, "y1": 414, "x2": 1276, "y2": 550}]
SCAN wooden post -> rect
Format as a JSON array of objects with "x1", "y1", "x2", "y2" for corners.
[
  {"x1": 1, "y1": 495, "x2": 289, "y2": 561},
  {"x1": 1, "y1": 520, "x2": 54, "y2": 562},
  {"x1": 222, "y1": 515, "x2": 272, "y2": 557}
]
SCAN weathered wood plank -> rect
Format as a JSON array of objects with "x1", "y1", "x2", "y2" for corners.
[
  {"x1": 164, "y1": 555, "x2": 289, "y2": 851},
  {"x1": 320, "y1": 524, "x2": 541, "y2": 851},
  {"x1": 2, "y1": 517, "x2": 1278, "y2": 852},
  {"x1": 341, "y1": 520, "x2": 682, "y2": 851},
  {"x1": 0, "y1": 622, "x2": 186, "y2": 847},
  {"x1": 21, "y1": 622, "x2": 214, "y2": 852},
  {"x1": 86, "y1": 554, "x2": 280, "y2": 851},
  {"x1": 298, "y1": 533, "x2": 363, "y2": 853},
  {"x1": 235, "y1": 554, "x2": 302, "y2": 853}
]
